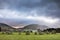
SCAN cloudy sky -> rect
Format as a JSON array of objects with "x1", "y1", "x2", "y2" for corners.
[{"x1": 0, "y1": 0, "x2": 60, "y2": 28}]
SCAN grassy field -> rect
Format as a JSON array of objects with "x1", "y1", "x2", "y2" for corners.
[{"x1": 0, "y1": 32, "x2": 60, "y2": 40}]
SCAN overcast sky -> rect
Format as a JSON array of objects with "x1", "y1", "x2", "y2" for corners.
[{"x1": 0, "y1": 0, "x2": 60, "y2": 28}]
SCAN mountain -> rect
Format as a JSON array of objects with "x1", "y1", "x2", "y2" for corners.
[
  {"x1": 0, "y1": 23, "x2": 13, "y2": 28},
  {"x1": 23, "y1": 24, "x2": 49, "y2": 30}
]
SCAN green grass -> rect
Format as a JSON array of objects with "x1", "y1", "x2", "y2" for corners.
[{"x1": 0, "y1": 32, "x2": 60, "y2": 40}]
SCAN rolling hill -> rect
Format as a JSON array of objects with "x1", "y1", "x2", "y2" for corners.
[{"x1": 23, "y1": 24, "x2": 49, "y2": 30}]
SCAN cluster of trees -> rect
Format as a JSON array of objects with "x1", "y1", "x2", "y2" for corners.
[
  {"x1": 23, "y1": 28, "x2": 60, "y2": 35},
  {"x1": 43, "y1": 28, "x2": 60, "y2": 33},
  {"x1": 0, "y1": 28, "x2": 60, "y2": 35}
]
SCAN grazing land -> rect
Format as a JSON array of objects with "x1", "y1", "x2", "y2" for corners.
[{"x1": 0, "y1": 32, "x2": 60, "y2": 40}]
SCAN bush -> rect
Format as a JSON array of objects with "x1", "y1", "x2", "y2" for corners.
[
  {"x1": 46, "y1": 31, "x2": 50, "y2": 34},
  {"x1": 23, "y1": 31, "x2": 26, "y2": 33},
  {"x1": 6, "y1": 31, "x2": 12, "y2": 35},
  {"x1": 30, "y1": 31, "x2": 33, "y2": 33},
  {"x1": 2, "y1": 32, "x2": 5, "y2": 34},
  {"x1": 38, "y1": 32, "x2": 44, "y2": 35},
  {"x1": 34, "y1": 32, "x2": 37, "y2": 35},
  {"x1": 51, "y1": 30, "x2": 56, "y2": 34},
  {"x1": 26, "y1": 31, "x2": 30, "y2": 35}
]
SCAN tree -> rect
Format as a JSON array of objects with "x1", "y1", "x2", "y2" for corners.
[
  {"x1": 37, "y1": 29, "x2": 41, "y2": 32},
  {"x1": 5, "y1": 29, "x2": 13, "y2": 35},
  {"x1": 25, "y1": 31, "x2": 30, "y2": 35},
  {"x1": 0, "y1": 27, "x2": 1, "y2": 32},
  {"x1": 34, "y1": 32, "x2": 37, "y2": 35},
  {"x1": 56, "y1": 28, "x2": 60, "y2": 33},
  {"x1": 38, "y1": 32, "x2": 44, "y2": 35},
  {"x1": 30, "y1": 31, "x2": 33, "y2": 33},
  {"x1": 46, "y1": 31, "x2": 50, "y2": 34},
  {"x1": 51, "y1": 30, "x2": 56, "y2": 34}
]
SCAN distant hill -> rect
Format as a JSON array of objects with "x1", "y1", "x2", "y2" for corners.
[
  {"x1": 23, "y1": 24, "x2": 49, "y2": 30},
  {"x1": 0, "y1": 23, "x2": 13, "y2": 28},
  {"x1": 0, "y1": 23, "x2": 15, "y2": 32}
]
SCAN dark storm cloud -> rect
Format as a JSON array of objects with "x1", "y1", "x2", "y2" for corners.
[
  {"x1": 40, "y1": 0, "x2": 60, "y2": 7},
  {"x1": 0, "y1": 0, "x2": 60, "y2": 18},
  {"x1": 0, "y1": 0, "x2": 60, "y2": 8},
  {"x1": 0, "y1": 0, "x2": 41, "y2": 9},
  {"x1": 36, "y1": 0, "x2": 60, "y2": 18}
]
